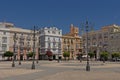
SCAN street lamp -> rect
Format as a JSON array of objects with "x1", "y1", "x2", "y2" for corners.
[
  {"x1": 85, "y1": 21, "x2": 90, "y2": 71},
  {"x1": 12, "y1": 33, "x2": 16, "y2": 67},
  {"x1": 57, "y1": 46, "x2": 60, "y2": 63},
  {"x1": 36, "y1": 32, "x2": 39, "y2": 64},
  {"x1": 31, "y1": 26, "x2": 36, "y2": 69},
  {"x1": 19, "y1": 53, "x2": 21, "y2": 65},
  {"x1": 57, "y1": 41, "x2": 61, "y2": 63},
  {"x1": 57, "y1": 53, "x2": 60, "y2": 63},
  {"x1": 19, "y1": 37, "x2": 22, "y2": 65}
]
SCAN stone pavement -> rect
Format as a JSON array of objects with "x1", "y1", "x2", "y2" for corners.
[{"x1": 0, "y1": 60, "x2": 120, "y2": 80}]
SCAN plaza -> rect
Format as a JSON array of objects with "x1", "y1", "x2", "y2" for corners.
[{"x1": 0, "y1": 60, "x2": 120, "y2": 80}]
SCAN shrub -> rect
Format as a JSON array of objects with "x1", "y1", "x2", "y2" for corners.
[
  {"x1": 111, "y1": 52, "x2": 120, "y2": 58},
  {"x1": 27, "y1": 52, "x2": 34, "y2": 57},
  {"x1": 4, "y1": 51, "x2": 13, "y2": 57},
  {"x1": 4, "y1": 51, "x2": 13, "y2": 60},
  {"x1": 63, "y1": 51, "x2": 70, "y2": 60},
  {"x1": 88, "y1": 52, "x2": 95, "y2": 58},
  {"x1": 100, "y1": 51, "x2": 109, "y2": 61}
]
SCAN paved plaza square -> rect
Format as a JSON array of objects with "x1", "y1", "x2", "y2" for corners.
[{"x1": 0, "y1": 60, "x2": 120, "y2": 80}]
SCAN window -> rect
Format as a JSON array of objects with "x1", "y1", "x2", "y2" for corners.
[
  {"x1": 27, "y1": 42, "x2": 30, "y2": 45},
  {"x1": 76, "y1": 44, "x2": 79, "y2": 49},
  {"x1": 48, "y1": 30, "x2": 50, "y2": 33},
  {"x1": 53, "y1": 38, "x2": 55, "y2": 41},
  {"x1": 2, "y1": 37, "x2": 7, "y2": 43},
  {"x1": 71, "y1": 40, "x2": 73, "y2": 44},
  {"x1": 48, "y1": 37, "x2": 50, "y2": 41},
  {"x1": 53, "y1": 42, "x2": 56, "y2": 47},
  {"x1": 52, "y1": 31, "x2": 56, "y2": 34},
  {"x1": 58, "y1": 31, "x2": 61, "y2": 34},
  {"x1": 104, "y1": 33, "x2": 108, "y2": 38},
  {"x1": 58, "y1": 42, "x2": 61, "y2": 48},
  {"x1": 53, "y1": 41, "x2": 56, "y2": 51},
  {"x1": 39, "y1": 31, "x2": 41, "y2": 34},
  {"x1": 67, "y1": 39, "x2": 70, "y2": 43},
  {"x1": 48, "y1": 42, "x2": 51, "y2": 48},
  {"x1": 3, "y1": 32, "x2": 6, "y2": 35},
  {"x1": 98, "y1": 34, "x2": 102, "y2": 39},
  {"x1": 27, "y1": 35, "x2": 31, "y2": 41},
  {"x1": 2, "y1": 44, "x2": 7, "y2": 51},
  {"x1": 59, "y1": 38, "x2": 61, "y2": 42},
  {"x1": 64, "y1": 39, "x2": 66, "y2": 44}
]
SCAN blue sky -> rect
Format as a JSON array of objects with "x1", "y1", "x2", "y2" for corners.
[{"x1": 0, "y1": 0, "x2": 120, "y2": 34}]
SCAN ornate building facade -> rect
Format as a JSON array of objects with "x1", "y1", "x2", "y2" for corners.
[
  {"x1": 62, "y1": 24, "x2": 82, "y2": 59},
  {"x1": 109, "y1": 31, "x2": 120, "y2": 53},
  {"x1": 39, "y1": 27, "x2": 62, "y2": 60},
  {"x1": 0, "y1": 22, "x2": 39, "y2": 60},
  {"x1": 82, "y1": 24, "x2": 120, "y2": 59}
]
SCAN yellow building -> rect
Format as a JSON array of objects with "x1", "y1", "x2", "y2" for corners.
[
  {"x1": 62, "y1": 24, "x2": 82, "y2": 59},
  {"x1": 82, "y1": 24, "x2": 120, "y2": 59}
]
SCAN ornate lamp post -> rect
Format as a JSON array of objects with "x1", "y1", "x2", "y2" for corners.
[
  {"x1": 57, "y1": 41, "x2": 61, "y2": 63},
  {"x1": 58, "y1": 47, "x2": 60, "y2": 63},
  {"x1": 19, "y1": 53, "x2": 21, "y2": 65},
  {"x1": 85, "y1": 21, "x2": 90, "y2": 71},
  {"x1": 31, "y1": 26, "x2": 36, "y2": 69},
  {"x1": 19, "y1": 37, "x2": 22, "y2": 65},
  {"x1": 57, "y1": 53, "x2": 59, "y2": 63},
  {"x1": 36, "y1": 33, "x2": 39, "y2": 64},
  {"x1": 57, "y1": 47, "x2": 60, "y2": 63},
  {"x1": 12, "y1": 33, "x2": 16, "y2": 67}
]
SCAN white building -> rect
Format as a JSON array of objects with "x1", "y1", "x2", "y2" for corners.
[
  {"x1": 0, "y1": 22, "x2": 39, "y2": 60},
  {"x1": 39, "y1": 27, "x2": 62, "y2": 59},
  {"x1": 0, "y1": 22, "x2": 12, "y2": 60}
]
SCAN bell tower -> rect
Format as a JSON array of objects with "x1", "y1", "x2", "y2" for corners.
[{"x1": 70, "y1": 24, "x2": 79, "y2": 37}]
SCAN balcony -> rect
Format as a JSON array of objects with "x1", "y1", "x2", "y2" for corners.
[
  {"x1": 20, "y1": 36, "x2": 25, "y2": 40},
  {"x1": 26, "y1": 37, "x2": 31, "y2": 41}
]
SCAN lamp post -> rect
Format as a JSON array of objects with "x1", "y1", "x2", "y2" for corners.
[
  {"x1": 85, "y1": 21, "x2": 90, "y2": 71},
  {"x1": 57, "y1": 53, "x2": 59, "y2": 63},
  {"x1": 57, "y1": 41, "x2": 61, "y2": 63},
  {"x1": 19, "y1": 39, "x2": 22, "y2": 65},
  {"x1": 12, "y1": 33, "x2": 16, "y2": 67},
  {"x1": 31, "y1": 26, "x2": 36, "y2": 69},
  {"x1": 19, "y1": 53, "x2": 21, "y2": 65},
  {"x1": 36, "y1": 28, "x2": 40, "y2": 64},
  {"x1": 57, "y1": 46, "x2": 59, "y2": 63}
]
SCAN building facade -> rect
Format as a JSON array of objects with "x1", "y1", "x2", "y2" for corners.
[
  {"x1": 39, "y1": 27, "x2": 62, "y2": 60},
  {"x1": 0, "y1": 22, "x2": 39, "y2": 60},
  {"x1": 109, "y1": 31, "x2": 120, "y2": 53},
  {"x1": 82, "y1": 24, "x2": 120, "y2": 59},
  {"x1": 0, "y1": 23, "x2": 11, "y2": 59},
  {"x1": 62, "y1": 24, "x2": 82, "y2": 59}
]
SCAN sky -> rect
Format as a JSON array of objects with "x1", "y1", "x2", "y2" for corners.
[{"x1": 0, "y1": 0, "x2": 120, "y2": 34}]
